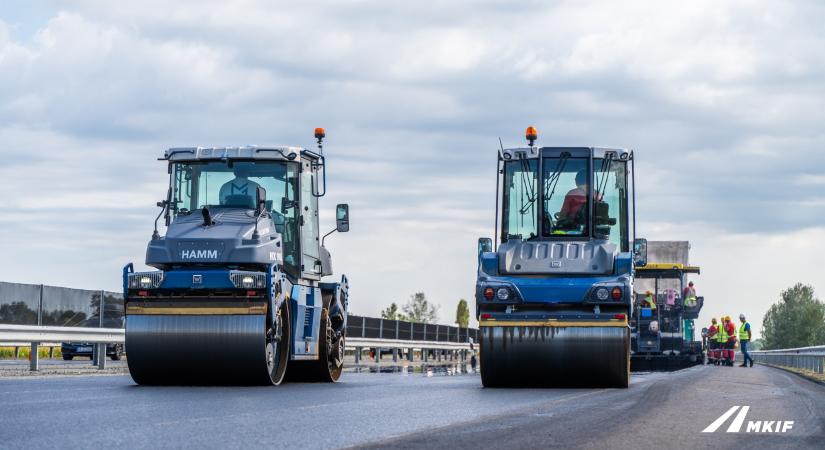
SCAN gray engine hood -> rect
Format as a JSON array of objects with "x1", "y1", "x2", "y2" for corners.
[
  {"x1": 498, "y1": 239, "x2": 616, "y2": 275},
  {"x1": 146, "y1": 209, "x2": 282, "y2": 268}
]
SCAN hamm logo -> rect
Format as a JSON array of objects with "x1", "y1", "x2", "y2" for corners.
[
  {"x1": 180, "y1": 249, "x2": 218, "y2": 259},
  {"x1": 702, "y1": 406, "x2": 793, "y2": 433}
]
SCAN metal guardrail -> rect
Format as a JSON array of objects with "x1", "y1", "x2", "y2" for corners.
[
  {"x1": 750, "y1": 345, "x2": 825, "y2": 374},
  {"x1": 2, "y1": 317, "x2": 478, "y2": 371},
  {"x1": 0, "y1": 324, "x2": 124, "y2": 371}
]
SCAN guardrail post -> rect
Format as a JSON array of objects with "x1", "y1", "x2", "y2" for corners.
[
  {"x1": 392, "y1": 348, "x2": 398, "y2": 362},
  {"x1": 37, "y1": 284, "x2": 44, "y2": 326},
  {"x1": 408, "y1": 348, "x2": 413, "y2": 362},
  {"x1": 30, "y1": 342, "x2": 39, "y2": 371},
  {"x1": 14, "y1": 346, "x2": 19, "y2": 360},
  {"x1": 97, "y1": 344, "x2": 106, "y2": 370},
  {"x1": 379, "y1": 319, "x2": 383, "y2": 339}
]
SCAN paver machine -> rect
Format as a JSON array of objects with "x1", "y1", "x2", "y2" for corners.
[
  {"x1": 475, "y1": 127, "x2": 647, "y2": 388},
  {"x1": 123, "y1": 129, "x2": 351, "y2": 385},
  {"x1": 631, "y1": 261, "x2": 706, "y2": 370}
]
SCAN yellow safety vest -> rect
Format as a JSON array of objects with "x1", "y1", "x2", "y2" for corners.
[
  {"x1": 716, "y1": 323, "x2": 728, "y2": 342},
  {"x1": 645, "y1": 295, "x2": 656, "y2": 310},
  {"x1": 739, "y1": 322, "x2": 750, "y2": 341}
]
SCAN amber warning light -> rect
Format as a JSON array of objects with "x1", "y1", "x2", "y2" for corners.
[{"x1": 525, "y1": 126, "x2": 538, "y2": 146}]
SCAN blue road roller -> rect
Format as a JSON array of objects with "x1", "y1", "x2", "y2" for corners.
[{"x1": 476, "y1": 127, "x2": 647, "y2": 388}]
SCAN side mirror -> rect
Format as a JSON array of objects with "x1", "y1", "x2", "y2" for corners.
[
  {"x1": 256, "y1": 186, "x2": 267, "y2": 214},
  {"x1": 335, "y1": 204, "x2": 349, "y2": 232},
  {"x1": 634, "y1": 238, "x2": 648, "y2": 267},
  {"x1": 478, "y1": 237, "x2": 492, "y2": 255}
]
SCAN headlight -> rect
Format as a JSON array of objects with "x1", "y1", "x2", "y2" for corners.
[
  {"x1": 230, "y1": 272, "x2": 266, "y2": 289},
  {"x1": 128, "y1": 272, "x2": 163, "y2": 289},
  {"x1": 595, "y1": 287, "x2": 609, "y2": 301},
  {"x1": 496, "y1": 288, "x2": 510, "y2": 300}
]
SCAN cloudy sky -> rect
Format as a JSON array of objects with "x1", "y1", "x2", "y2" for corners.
[{"x1": 1, "y1": 1, "x2": 824, "y2": 335}]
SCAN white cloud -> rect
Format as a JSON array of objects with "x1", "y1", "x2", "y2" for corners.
[{"x1": 0, "y1": 1, "x2": 824, "y2": 330}]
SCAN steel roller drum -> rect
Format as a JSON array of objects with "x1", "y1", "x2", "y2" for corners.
[
  {"x1": 126, "y1": 314, "x2": 271, "y2": 385},
  {"x1": 480, "y1": 325, "x2": 630, "y2": 388}
]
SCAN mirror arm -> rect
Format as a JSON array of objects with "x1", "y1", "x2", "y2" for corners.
[
  {"x1": 321, "y1": 227, "x2": 337, "y2": 247},
  {"x1": 152, "y1": 187, "x2": 172, "y2": 240}
]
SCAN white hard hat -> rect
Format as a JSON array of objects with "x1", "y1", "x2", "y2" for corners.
[{"x1": 739, "y1": 314, "x2": 746, "y2": 320}]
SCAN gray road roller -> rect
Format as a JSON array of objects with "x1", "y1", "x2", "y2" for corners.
[
  {"x1": 123, "y1": 128, "x2": 350, "y2": 385},
  {"x1": 475, "y1": 126, "x2": 647, "y2": 388}
]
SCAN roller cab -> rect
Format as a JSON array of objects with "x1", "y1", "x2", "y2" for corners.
[
  {"x1": 124, "y1": 134, "x2": 350, "y2": 386},
  {"x1": 476, "y1": 132, "x2": 645, "y2": 388}
]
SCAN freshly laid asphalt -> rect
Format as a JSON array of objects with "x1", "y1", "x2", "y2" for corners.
[{"x1": 0, "y1": 364, "x2": 822, "y2": 449}]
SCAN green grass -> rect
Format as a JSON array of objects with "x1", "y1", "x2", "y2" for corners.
[{"x1": 0, "y1": 346, "x2": 62, "y2": 359}]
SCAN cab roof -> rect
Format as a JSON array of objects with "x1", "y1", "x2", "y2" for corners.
[
  {"x1": 500, "y1": 146, "x2": 632, "y2": 161},
  {"x1": 162, "y1": 146, "x2": 313, "y2": 162}
]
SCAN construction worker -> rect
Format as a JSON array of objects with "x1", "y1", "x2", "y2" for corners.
[
  {"x1": 683, "y1": 281, "x2": 698, "y2": 307},
  {"x1": 739, "y1": 314, "x2": 754, "y2": 367},
  {"x1": 724, "y1": 315, "x2": 737, "y2": 366},
  {"x1": 707, "y1": 318, "x2": 719, "y2": 364},
  {"x1": 557, "y1": 169, "x2": 588, "y2": 230},
  {"x1": 716, "y1": 316, "x2": 728, "y2": 365},
  {"x1": 642, "y1": 290, "x2": 657, "y2": 310}
]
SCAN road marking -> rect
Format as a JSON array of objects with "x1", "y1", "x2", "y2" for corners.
[
  {"x1": 726, "y1": 406, "x2": 750, "y2": 433},
  {"x1": 702, "y1": 406, "x2": 740, "y2": 433}
]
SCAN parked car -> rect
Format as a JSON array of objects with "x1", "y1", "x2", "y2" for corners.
[
  {"x1": 61, "y1": 342, "x2": 124, "y2": 360},
  {"x1": 61, "y1": 316, "x2": 124, "y2": 361}
]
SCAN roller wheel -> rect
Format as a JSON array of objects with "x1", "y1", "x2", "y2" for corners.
[
  {"x1": 317, "y1": 307, "x2": 345, "y2": 382},
  {"x1": 264, "y1": 301, "x2": 291, "y2": 385}
]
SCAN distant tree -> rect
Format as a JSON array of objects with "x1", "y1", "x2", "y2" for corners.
[
  {"x1": 0, "y1": 301, "x2": 37, "y2": 325},
  {"x1": 401, "y1": 292, "x2": 439, "y2": 324},
  {"x1": 762, "y1": 283, "x2": 825, "y2": 350},
  {"x1": 749, "y1": 339, "x2": 764, "y2": 351},
  {"x1": 455, "y1": 299, "x2": 469, "y2": 328},
  {"x1": 380, "y1": 302, "x2": 406, "y2": 321}
]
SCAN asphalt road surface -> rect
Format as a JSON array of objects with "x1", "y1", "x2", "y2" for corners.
[{"x1": 0, "y1": 364, "x2": 822, "y2": 449}]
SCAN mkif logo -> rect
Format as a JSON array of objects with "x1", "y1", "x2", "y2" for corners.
[{"x1": 702, "y1": 406, "x2": 794, "y2": 433}]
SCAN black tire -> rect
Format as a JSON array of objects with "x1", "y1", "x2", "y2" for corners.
[
  {"x1": 263, "y1": 301, "x2": 291, "y2": 385},
  {"x1": 63, "y1": 355, "x2": 73, "y2": 361},
  {"x1": 287, "y1": 293, "x2": 345, "y2": 383},
  {"x1": 316, "y1": 307, "x2": 344, "y2": 382}
]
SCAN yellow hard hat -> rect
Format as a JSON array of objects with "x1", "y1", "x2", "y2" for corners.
[
  {"x1": 645, "y1": 290, "x2": 652, "y2": 295},
  {"x1": 724, "y1": 315, "x2": 731, "y2": 321}
]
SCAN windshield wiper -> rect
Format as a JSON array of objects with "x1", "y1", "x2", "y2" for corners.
[
  {"x1": 543, "y1": 153, "x2": 570, "y2": 204},
  {"x1": 595, "y1": 152, "x2": 615, "y2": 199}
]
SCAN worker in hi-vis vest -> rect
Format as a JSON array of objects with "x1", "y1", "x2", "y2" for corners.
[
  {"x1": 642, "y1": 290, "x2": 656, "y2": 310},
  {"x1": 738, "y1": 314, "x2": 754, "y2": 368},
  {"x1": 716, "y1": 317, "x2": 729, "y2": 365}
]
